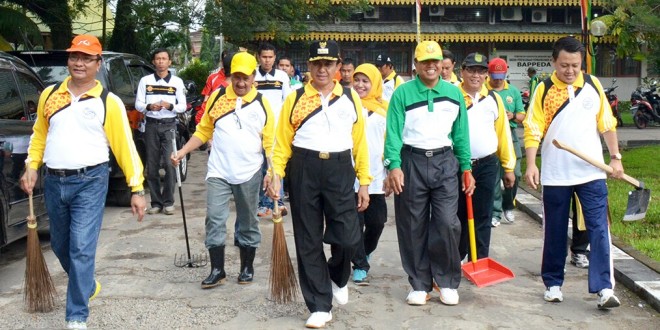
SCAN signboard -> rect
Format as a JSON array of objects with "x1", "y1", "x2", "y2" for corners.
[{"x1": 496, "y1": 51, "x2": 553, "y2": 91}]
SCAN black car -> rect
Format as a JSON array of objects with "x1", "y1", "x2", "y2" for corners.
[
  {"x1": 0, "y1": 51, "x2": 49, "y2": 250},
  {"x1": 11, "y1": 50, "x2": 192, "y2": 206}
]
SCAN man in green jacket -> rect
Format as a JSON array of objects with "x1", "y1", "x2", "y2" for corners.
[{"x1": 384, "y1": 40, "x2": 475, "y2": 307}]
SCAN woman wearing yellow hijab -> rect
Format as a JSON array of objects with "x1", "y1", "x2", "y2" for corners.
[{"x1": 351, "y1": 63, "x2": 389, "y2": 285}]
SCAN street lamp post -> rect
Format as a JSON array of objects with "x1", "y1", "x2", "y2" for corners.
[{"x1": 588, "y1": 20, "x2": 607, "y2": 74}]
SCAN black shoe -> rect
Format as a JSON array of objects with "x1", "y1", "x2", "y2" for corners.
[
  {"x1": 202, "y1": 246, "x2": 226, "y2": 289},
  {"x1": 238, "y1": 246, "x2": 256, "y2": 284}
]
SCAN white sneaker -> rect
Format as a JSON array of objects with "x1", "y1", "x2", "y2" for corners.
[
  {"x1": 503, "y1": 210, "x2": 515, "y2": 223},
  {"x1": 491, "y1": 217, "x2": 501, "y2": 227},
  {"x1": 597, "y1": 288, "x2": 621, "y2": 309},
  {"x1": 406, "y1": 290, "x2": 430, "y2": 305},
  {"x1": 331, "y1": 281, "x2": 348, "y2": 305},
  {"x1": 66, "y1": 321, "x2": 87, "y2": 329},
  {"x1": 439, "y1": 288, "x2": 459, "y2": 305},
  {"x1": 163, "y1": 206, "x2": 175, "y2": 215},
  {"x1": 305, "y1": 311, "x2": 332, "y2": 328},
  {"x1": 544, "y1": 286, "x2": 563, "y2": 302}
]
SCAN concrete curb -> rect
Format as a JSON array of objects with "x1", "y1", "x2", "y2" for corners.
[{"x1": 516, "y1": 188, "x2": 660, "y2": 312}]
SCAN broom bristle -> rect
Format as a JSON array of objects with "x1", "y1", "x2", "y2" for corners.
[
  {"x1": 269, "y1": 218, "x2": 298, "y2": 304},
  {"x1": 24, "y1": 221, "x2": 57, "y2": 313}
]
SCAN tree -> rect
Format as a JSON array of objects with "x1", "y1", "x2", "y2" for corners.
[
  {"x1": 206, "y1": 0, "x2": 370, "y2": 48},
  {"x1": 108, "y1": 0, "x2": 203, "y2": 64},
  {"x1": 0, "y1": 6, "x2": 43, "y2": 49},
  {"x1": 598, "y1": 0, "x2": 660, "y2": 74}
]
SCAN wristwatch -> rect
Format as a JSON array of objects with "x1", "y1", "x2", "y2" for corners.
[
  {"x1": 132, "y1": 190, "x2": 145, "y2": 196},
  {"x1": 610, "y1": 153, "x2": 622, "y2": 160}
]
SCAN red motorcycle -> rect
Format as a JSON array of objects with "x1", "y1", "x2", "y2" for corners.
[
  {"x1": 630, "y1": 80, "x2": 660, "y2": 129},
  {"x1": 603, "y1": 79, "x2": 622, "y2": 127}
]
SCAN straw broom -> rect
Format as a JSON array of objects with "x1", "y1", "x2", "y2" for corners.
[
  {"x1": 23, "y1": 169, "x2": 57, "y2": 312},
  {"x1": 266, "y1": 159, "x2": 298, "y2": 303}
]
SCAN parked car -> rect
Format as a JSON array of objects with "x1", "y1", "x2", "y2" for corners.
[
  {"x1": 0, "y1": 51, "x2": 49, "y2": 250},
  {"x1": 11, "y1": 50, "x2": 192, "y2": 205}
]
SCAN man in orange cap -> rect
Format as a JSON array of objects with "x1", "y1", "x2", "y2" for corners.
[{"x1": 21, "y1": 34, "x2": 146, "y2": 330}]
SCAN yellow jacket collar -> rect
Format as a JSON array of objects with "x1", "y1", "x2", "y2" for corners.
[
  {"x1": 385, "y1": 71, "x2": 398, "y2": 81},
  {"x1": 61, "y1": 76, "x2": 104, "y2": 97},
  {"x1": 304, "y1": 79, "x2": 344, "y2": 97},
  {"x1": 550, "y1": 71, "x2": 585, "y2": 89},
  {"x1": 459, "y1": 83, "x2": 489, "y2": 99},
  {"x1": 225, "y1": 84, "x2": 258, "y2": 102}
]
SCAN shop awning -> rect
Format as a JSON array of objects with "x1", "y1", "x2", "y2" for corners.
[
  {"x1": 330, "y1": 0, "x2": 606, "y2": 6},
  {"x1": 252, "y1": 22, "x2": 614, "y2": 43}
]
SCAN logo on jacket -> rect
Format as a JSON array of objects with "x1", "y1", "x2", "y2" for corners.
[{"x1": 583, "y1": 98, "x2": 594, "y2": 110}]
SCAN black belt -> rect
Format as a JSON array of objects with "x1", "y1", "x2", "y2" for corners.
[
  {"x1": 47, "y1": 162, "x2": 107, "y2": 177},
  {"x1": 146, "y1": 117, "x2": 176, "y2": 124},
  {"x1": 470, "y1": 153, "x2": 496, "y2": 167},
  {"x1": 404, "y1": 145, "x2": 452, "y2": 158},
  {"x1": 292, "y1": 146, "x2": 351, "y2": 160}
]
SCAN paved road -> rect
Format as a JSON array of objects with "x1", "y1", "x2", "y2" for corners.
[{"x1": 0, "y1": 150, "x2": 657, "y2": 329}]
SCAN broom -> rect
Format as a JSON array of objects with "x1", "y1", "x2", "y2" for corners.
[
  {"x1": 266, "y1": 159, "x2": 298, "y2": 303},
  {"x1": 23, "y1": 168, "x2": 57, "y2": 313}
]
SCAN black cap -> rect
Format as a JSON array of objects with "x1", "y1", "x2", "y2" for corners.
[
  {"x1": 462, "y1": 52, "x2": 488, "y2": 68},
  {"x1": 375, "y1": 54, "x2": 392, "y2": 66},
  {"x1": 309, "y1": 40, "x2": 340, "y2": 61}
]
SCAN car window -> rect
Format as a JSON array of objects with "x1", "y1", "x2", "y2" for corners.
[
  {"x1": 15, "y1": 71, "x2": 43, "y2": 121},
  {"x1": 26, "y1": 55, "x2": 70, "y2": 86},
  {"x1": 107, "y1": 58, "x2": 134, "y2": 97},
  {"x1": 0, "y1": 69, "x2": 24, "y2": 120}
]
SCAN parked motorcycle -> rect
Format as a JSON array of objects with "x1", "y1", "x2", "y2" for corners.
[
  {"x1": 603, "y1": 79, "x2": 623, "y2": 127},
  {"x1": 521, "y1": 89, "x2": 530, "y2": 111},
  {"x1": 630, "y1": 80, "x2": 660, "y2": 129}
]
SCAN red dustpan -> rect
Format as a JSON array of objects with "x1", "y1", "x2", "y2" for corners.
[{"x1": 461, "y1": 173, "x2": 515, "y2": 288}]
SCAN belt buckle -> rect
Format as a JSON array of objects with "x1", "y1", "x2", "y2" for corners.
[
  {"x1": 319, "y1": 151, "x2": 330, "y2": 160},
  {"x1": 54, "y1": 169, "x2": 66, "y2": 176},
  {"x1": 425, "y1": 150, "x2": 433, "y2": 157}
]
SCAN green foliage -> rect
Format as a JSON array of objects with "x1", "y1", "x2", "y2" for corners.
[
  {"x1": 206, "y1": 0, "x2": 370, "y2": 47},
  {"x1": 0, "y1": 6, "x2": 43, "y2": 48},
  {"x1": 178, "y1": 58, "x2": 213, "y2": 94},
  {"x1": 521, "y1": 145, "x2": 660, "y2": 262},
  {"x1": 598, "y1": 0, "x2": 660, "y2": 75}
]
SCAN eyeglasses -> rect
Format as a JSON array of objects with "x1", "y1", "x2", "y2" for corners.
[
  {"x1": 464, "y1": 67, "x2": 488, "y2": 75},
  {"x1": 68, "y1": 55, "x2": 100, "y2": 64},
  {"x1": 233, "y1": 112, "x2": 242, "y2": 129}
]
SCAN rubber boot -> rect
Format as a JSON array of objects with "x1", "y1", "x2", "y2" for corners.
[
  {"x1": 201, "y1": 246, "x2": 226, "y2": 289},
  {"x1": 238, "y1": 247, "x2": 256, "y2": 284}
]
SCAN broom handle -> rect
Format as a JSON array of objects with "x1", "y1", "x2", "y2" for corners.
[
  {"x1": 266, "y1": 156, "x2": 281, "y2": 219},
  {"x1": 26, "y1": 166, "x2": 34, "y2": 221}
]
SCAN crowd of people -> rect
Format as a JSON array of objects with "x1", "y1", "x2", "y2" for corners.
[{"x1": 20, "y1": 34, "x2": 624, "y2": 329}]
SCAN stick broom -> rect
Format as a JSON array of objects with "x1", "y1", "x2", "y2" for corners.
[{"x1": 23, "y1": 168, "x2": 57, "y2": 312}]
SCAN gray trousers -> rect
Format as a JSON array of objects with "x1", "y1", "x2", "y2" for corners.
[
  {"x1": 394, "y1": 149, "x2": 462, "y2": 291},
  {"x1": 205, "y1": 172, "x2": 262, "y2": 249}
]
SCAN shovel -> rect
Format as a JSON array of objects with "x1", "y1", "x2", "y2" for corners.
[
  {"x1": 552, "y1": 139, "x2": 650, "y2": 221},
  {"x1": 461, "y1": 172, "x2": 515, "y2": 288},
  {"x1": 172, "y1": 136, "x2": 208, "y2": 268}
]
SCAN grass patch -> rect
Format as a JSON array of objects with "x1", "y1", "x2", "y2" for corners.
[{"x1": 521, "y1": 145, "x2": 660, "y2": 262}]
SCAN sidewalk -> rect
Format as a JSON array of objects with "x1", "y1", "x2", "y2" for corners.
[{"x1": 516, "y1": 187, "x2": 660, "y2": 312}]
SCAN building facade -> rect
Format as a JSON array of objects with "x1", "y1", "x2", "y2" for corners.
[{"x1": 254, "y1": 0, "x2": 640, "y2": 95}]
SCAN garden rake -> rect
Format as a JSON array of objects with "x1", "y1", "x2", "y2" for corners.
[{"x1": 172, "y1": 136, "x2": 207, "y2": 268}]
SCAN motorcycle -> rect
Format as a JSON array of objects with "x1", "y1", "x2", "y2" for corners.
[
  {"x1": 630, "y1": 80, "x2": 660, "y2": 129},
  {"x1": 521, "y1": 89, "x2": 530, "y2": 111},
  {"x1": 603, "y1": 79, "x2": 622, "y2": 127}
]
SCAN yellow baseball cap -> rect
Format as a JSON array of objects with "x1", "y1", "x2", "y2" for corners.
[
  {"x1": 415, "y1": 41, "x2": 443, "y2": 62},
  {"x1": 230, "y1": 51, "x2": 257, "y2": 76}
]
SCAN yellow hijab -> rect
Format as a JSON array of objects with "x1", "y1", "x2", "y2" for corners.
[{"x1": 353, "y1": 64, "x2": 388, "y2": 117}]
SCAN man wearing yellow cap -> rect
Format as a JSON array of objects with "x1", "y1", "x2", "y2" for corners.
[
  {"x1": 384, "y1": 40, "x2": 474, "y2": 307},
  {"x1": 267, "y1": 40, "x2": 370, "y2": 328},
  {"x1": 21, "y1": 34, "x2": 146, "y2": 330},
  {"x1": 172, "y1": 52, "x2": 275, "y2": 289}
]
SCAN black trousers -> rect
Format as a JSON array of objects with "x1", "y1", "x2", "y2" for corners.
[
  {"x1": 571, "y1": 195, "x2": 590, "y2": 254},
  {"x1": 352, "y1": 193, "x2": 387, "y2": 271},
  {"x1": 144, "y1": 121, "x2": 176, "y2": 208},
  {"x1": 286, "y1": 148, "x2": 360, "y2": 313},
  {"x1": 394, "y1": 148, "x2": 462, "y2": 291},
  {"x1": 458, "y1": 154, "x2": 499, "y2": 260}
]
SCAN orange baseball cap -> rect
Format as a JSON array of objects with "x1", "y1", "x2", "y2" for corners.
[{"x1": 66, "y1": 35, "x2": 102, "y2": 56}]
